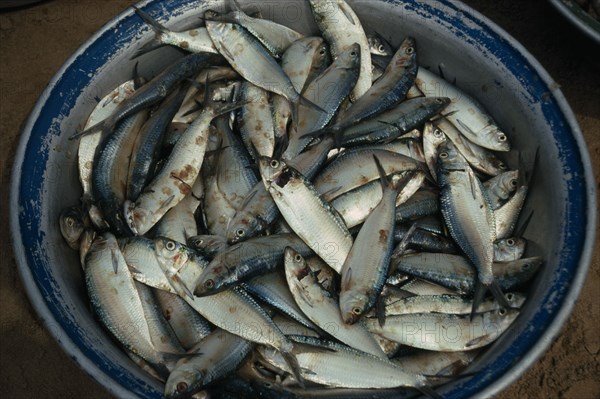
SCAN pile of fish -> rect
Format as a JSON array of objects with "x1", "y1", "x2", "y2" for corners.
[{"x1": 59, "y1": 1, "x2": 542, "y2": 398}]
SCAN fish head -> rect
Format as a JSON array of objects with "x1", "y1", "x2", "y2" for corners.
[
  {"x1": 484, "y1": 308, "x2": 520, "y2": 334},
  {"x1": 154, "y1": 237, "x2": 190, "y2": 268},
  {"x1": 495, "y1": 237, "x2": 526, "y2": 262},
  {"x1": 504, "y1": 292, "x2": 527, "y2": 309},
  {"x1": 393, "y1": 36, "x2": 417, "y2": 68},
  {"x1": 311, "y1": 39, "x2": 331, "y2": 73},
  {"x1": 283, "y1": 247, "x2": 311, "y2": 280},
  {"x1": 339, "y1": 290, "x2": 370, "y2": 325},
  {"x1": 59, "y1": 205, "x2": 86, "y2": 249},
  {"x1": 336, "y1": 43, "x2": 361, "y2": 70},
  {"x1": 193, "y1": 259, "x2": 229, "y2": 296},
  {"x1": 498, "y1": 170, "x2": 520, "y2": 195},
  {"x1": 164, "y1": 361, "x2": 204, "y2": 399},
  {"x1": 484, "y1": 125, "x2": 511, "y2": 152},
  {"x1": 226, "y1": 211, "x2": 263, "y2": 244},
  {"x1": 258, "y1": 156, "x2": 286, "y2": 187},
  {"x1": 123, "y1": 200, "x2": 148, "y2": 236},
  {"x1": 437, "y1": 140, "x2": 468, "y2": 171}
]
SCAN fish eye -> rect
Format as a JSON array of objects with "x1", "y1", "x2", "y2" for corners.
[
  {"x1": 194, "y1": 239, "x2": 204, "y2": 247},
  {"x1": 435, "y1": 98, "x2": 445, "y2": 104},
  {"x1": 352, "y1": 307, "x2": 362, "y2": 315},
  {"x1": 319, "y1": 48, "x2": 326, "y2": 55},
  {"x1": 166, "y1": 241, "x2": 176, "y2": 251},
  {"x1": 176, "y1": 382, "x2": 188, "y2": 393},
  {"x1": 433, "y1": 128, "x2": 443, "y2": 137},
  {"x1": 498, "y1": 308, "x2": 507, "y2": 316},
  {"x1": 350, "y1": 51, "x2": 357, "y2": 56},
  {"x1": 294, "y1": 254, "x2": 302, "y2": 262},
  {"x1": 236, "y1": 228, "x2": 245, "y2": 237},
  {"x1": 522, "y1": 263, "x2": 531, "y2": 270},
  {"x1": 270, "y1": 160, "x2": 279, "y2": 169},
  {"x1": 507, "y1": 239, "x2": 515, "y2": 246},
  {"x1": 378, "y1": 45, "x2": 385, "y2": 52},
  {"x1": 498, "y1": 162, "x2": 507, "y2": 170},
  {"x1": 406, "y1": 46, "x2": 414, "y2": 54},
  {"x1": 204, "y1": 279, "x2": 215, "y2": 289},
  {"x1": 498, "y1": 134, "x2": 507, "y2": 142},
  {"x1": 505, "y1": 293, "x2": 514, "y2": 301},
  {"x1": 264, "y1": 382, "x2": 272, "y2": 388},
  {"x1": 439, "y1": 152, "x2": 448, "y2": 159},
  {"x1": 66, "y1": 217, "x2": 75, "y2": 227},
  {"x1": 510, "y1": 179, "x2": 518, "y2": 187}
]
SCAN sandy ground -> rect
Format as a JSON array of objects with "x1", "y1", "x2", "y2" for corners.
[{"x1": 0, "y1": 0, "x2": 598, "y2": 398}]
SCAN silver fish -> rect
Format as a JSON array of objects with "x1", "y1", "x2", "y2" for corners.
[
  {"x1": 260, "y1": 158, "x2": 353, "y2": 273},
  {"x1": 366, "y1": 308, "x2": 519, "y2": 351},
  {"x1": 284, "y1": 248, "x2": 387, "y2": 358},
  {"x1": 308, "y1": 0, "x2": 372, "y2": 100}
]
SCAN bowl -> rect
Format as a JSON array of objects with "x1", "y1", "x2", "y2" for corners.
[{"x1": 9, "y1": 0, "x2": 596, "y2": 398}]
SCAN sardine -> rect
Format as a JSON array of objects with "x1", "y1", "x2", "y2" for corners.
[
  {"x1": 308, "y1": 0, "x2": 372, "y2": 100},
  {"x1": 339, "y1": 158, "x2": 413, "y2": 323},
  {"x1": 366, "y1": 308, "x2": 519, "y2": 351},
  {"x1": 124, "y1": 99, "x2": 243, "y2": 236},
  {"x1": 284, "y1": 248, "x2": 386, "y2": 358},
  {"x1": 260, "y1": 158, "x2": 352, "y2": 273},
  {"x1": 416, "y1": 67, "x2": 510, "y2": 151},
  {"x1": 164, "y1": 329, "x2": 254, "y2": 399}
]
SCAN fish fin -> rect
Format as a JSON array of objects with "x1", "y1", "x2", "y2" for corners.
[
  {"x1": 69, "y1": 119, "x2": 110, "y2": 140},
  {"x1": 466, "y1": 334, "x2": 490, "y2": 348},
  {"x1": 470, "y1": 279, "x2": 486, "y2": 321},
  {"x1": 281, "y1": 350, "x2": 305, "y2": 388},
  {"x1": 132, "y1": 61, "x2": 144, "y2": 89},
  {"x1": 149, "y1": 362, "x2": 171, "y2": 381},
  {"x1": 455, "y1": 118, "x2": 476, "y2": 138},
  {"x1": 514, "y1": 210, "x2": 533, "y2": 238},
  {"x1": 133, "y1": 6, "x2": 168, "y2": 35},
  {"x1": 293, "y1": 279, "x2": 314, "y2": 308},
  {"x1": 94, "y1": 96, "x2": 101, "y2": 103},
  {"x1": 297, "y1": 126, "x2": 330, "y2": 141},
  {"x1": 489, "y1": 280, "x2": 512, "y2": 309},
  {"x1": 467, "y1": 168, "x2": 478, "y2": 200},
  {"x1": 110, "y1": 248, "x2": 120, "y2": 274},
  {"x1": 239, "y1": 187, "x2": 258, "y2": 209},
  {"x1": 320, "y1": 185, "x2": 342, "y2": 201},
  {"x1": 297, "y1": 94, "x2": 327, "y2": 117},
  {"x1": 341, "y1": 267, "x2": 352, "y2": 291},
  {"x1": 338, "y1": 1, "x2": 356, "y2": 25},
  {"x1": 373, "y1": 154, "x2": 391, "y2": 190},
  {"x1": 131, "y1": 6, "x2": 170, "y2": 59},
  {"x1": 219, "y1": 45, "x2": 237, "y2": 63},
  {"x1": 437, "y1": 64, "x2": 445, "y2": 80},
  {"x1": 391, "y1": 222, "x2": 417, "y2": 258},
  {"x1": 211, "y1": 100, "x2": 249, "y2": 118},
  {"x1": 376, "y1": 294, "x2": 386, "y2": 327},
  {"x1": 159, "y1": 195, "x2": 176, "y2": 212}
]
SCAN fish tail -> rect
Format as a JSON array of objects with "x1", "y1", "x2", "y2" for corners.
[
  {"x1": 69, "y1": 119, "x2": 110, "y2": 140},
  {"x1": 489, "y1": 280, "x2": 512, "y2": 309},
  {"x1": 281, "y1": 349, "x2": 305, "y2": 388},
  {"x1": 373, "y1": 154, "x2": 392, "y2": 189},
  {"x1": 132, "y1": 61, "x2": 145, "y2": 89},
  {"x1": 131, "y1": 6, "x2": 169, "y2": 59},
  {"x1": 297, "y1": 93, "x2": 328, "y2": 117},
  {"x1": 470, "y1": 279, "x2": 487, "y2": 321}
]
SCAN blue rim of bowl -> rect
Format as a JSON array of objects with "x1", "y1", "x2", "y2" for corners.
[{"x1": 9, "y1": 0, "x2": 596, "y2": 398}]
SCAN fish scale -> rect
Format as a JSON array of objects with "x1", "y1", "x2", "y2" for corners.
[{"x1": 260, "y1": 159, "x2": 353, "y2": 273}]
